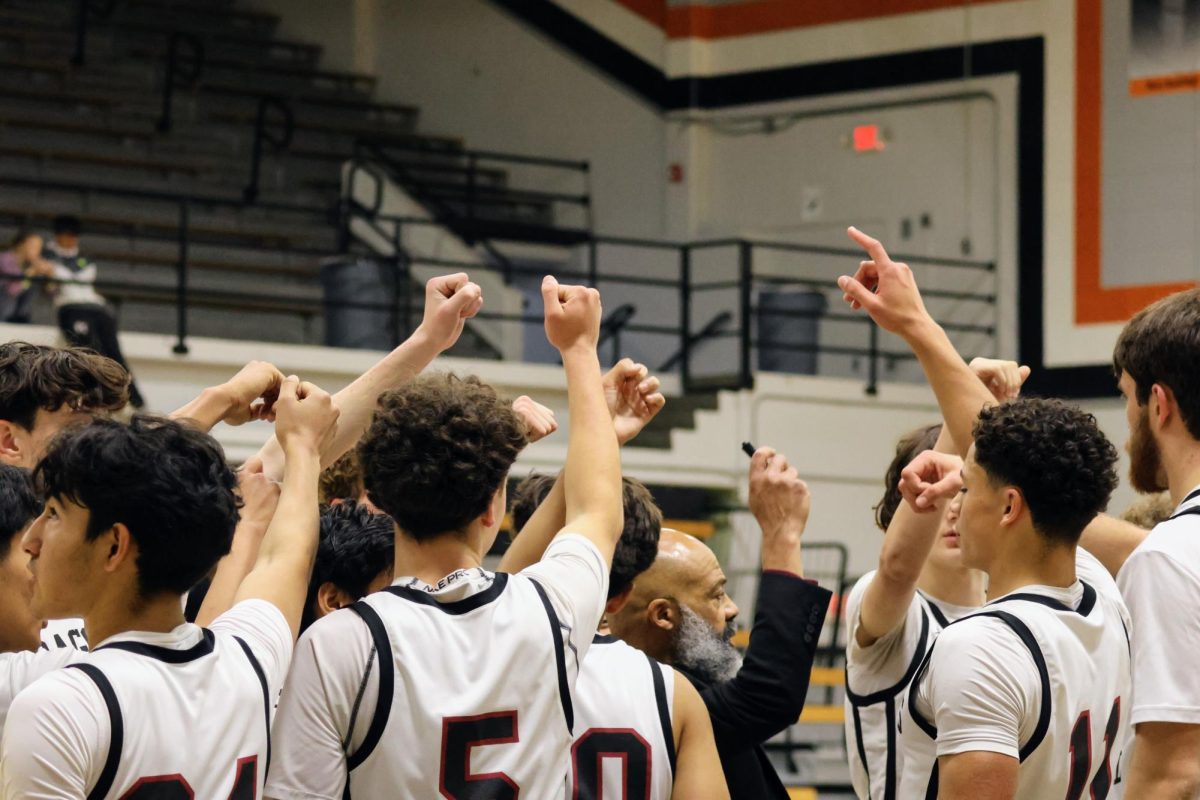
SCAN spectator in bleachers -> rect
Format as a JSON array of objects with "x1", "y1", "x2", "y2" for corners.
[
  {"x1": 0, "y1": 232, "x2": 54, "y2": 324},
  {"x1": 42, "y1": 215, "x2": 144, "y2": 408}
]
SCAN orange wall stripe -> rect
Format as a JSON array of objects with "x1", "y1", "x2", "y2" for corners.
[
  {"x1": 613, "y1": 0, "x2": 666, "y2": 28},
  {"x1": 1074, "y1": 0, "x2": 1195, "y2": 325}
]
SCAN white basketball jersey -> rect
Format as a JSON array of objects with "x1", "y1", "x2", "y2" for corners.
[
  {"x1": 568, "y1": 634, "x2": 676, "y2": 800},
  {"x1": 343, "y1": 572, "x2": 580, "y2": 799},
  {"x1": 844, "y1": 590, "x2": 959, "y2": 800},
  {"x1": 900, "y1": 553, "x2": 1132, "y2": 799},
  {"x1": 67, "y1": 628, "x2": 272, "y2": 798}
]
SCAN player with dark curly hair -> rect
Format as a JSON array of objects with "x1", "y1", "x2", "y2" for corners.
[
  {"x1": 840, "y1": 226, "x2": 1133, "y2": 800},
  {"x1": 0, "y1": 376, "x2": 340, "y2": 797},
  {"x1": 265, "y1": 279, "x2": 729, "y2": 800}
]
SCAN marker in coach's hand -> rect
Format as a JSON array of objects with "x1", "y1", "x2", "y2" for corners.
[{"x1": 741, "y1": 441, "x2": 756, "y2": 458}]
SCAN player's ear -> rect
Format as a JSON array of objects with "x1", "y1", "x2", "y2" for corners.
[
  {"x1": 648, "y1": 598, "x2": 675, "y2": 632},
  {"x1": 316, "y1": 582, "x2": 352, "y2": 617},
  {"x1": 605, "y1": 585, "x2": 635, "y2": 617},
  {"x1": 0, "y1": 420, "x2": 23, "y2": 466},
  {"x1": 1151, "y1": 383, "x2": 1174, "y2": 429},
  {"x1": 1000, "y1": 488, "x2": 1023, "y2": 527},
  {"x1": 104, "y1": 522, "x2": 135, "y2": 573},
  {"x1": 479, "y1": 485, "x2": 505, "y2": 529}
]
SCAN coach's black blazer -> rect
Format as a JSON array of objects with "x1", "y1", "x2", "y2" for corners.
[{"x1": 679, "y1": 571, "x2": 833, "y2": 800}]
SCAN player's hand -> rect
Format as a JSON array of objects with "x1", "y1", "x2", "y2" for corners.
[
  {"x1": 513, "y1": 395, "x2": 558, "y2": 444},
  {"x1": 604, "y1": 358, "x2": 666, "y2": 446},
  {"x1": 899, "y1": 450, "x2": 964, "y2": 512},
  {"x1": 542, "y1": 275, "x2": 601, "y2": 353},
  {"x1": 218, "y1": 361, "x2": 286, "y2": 426},
  {"x1": 969, "y1": 357, "x2": 1032, "y2": 402},
  {"x1": 748, "y1": 446, "x2": 811, "y2": 542},
  {"x1": 235, "y1": 457, "x2": 281, "y2": 531},
  {"x1": 837, "y1": 227, "x2": 933, "y2": 339},
  {"x1": 272, "y1": 375, "x2": 340, "y2": 456},
  {"x1": 416, "y1": 273, "x2": 484, "y2": 353}
]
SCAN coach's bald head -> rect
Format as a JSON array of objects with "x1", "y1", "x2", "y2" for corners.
[{"x1": 609, "y1": 529, "x2": 740, "y2": 678}]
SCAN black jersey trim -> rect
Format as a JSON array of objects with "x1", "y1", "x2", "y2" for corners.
[
  {"x1": 346, "y1": 601, "x2": 394, "y2": 772},
  {"x1": 384, "y1": 571, "x2": 509, "y2": 614},
  {"x1": 94, "y1": 628, "x2": 216, "y2": 663},
  {"x1": 883, "y1": 698, "x2": 898, "y2": 800},
  {"x1": 530, "y1": 578, "x2": 575, "y2": 734},
  {"x1": 919, "y1": 593, "x2": 951, "y2": 629},
  {"x1": 234, "y1": 636, "x2": 272, "y2": 775},
  {"x1": 965, "y1": 610, "x2": 1053, "y2": 762},
  {"x1": 648, "y1": 655, "x2": 677, "y2": 777},
  {"x1": 924, "y1": 762, "x2": 939, "y2": 800},
  {"x1": 1169, "y1": 506, "x2": 1200, "y2": 521},
  {"x1": 845, "y1": 604, "x2": 931, "y2": 706},
  {"x1": 593, "y1": 633, "x2": 618, "y2": 644},
  {"x1": 906, "y1": 646, "x2": 939, "y2": 741},
  {"x1": 1180, "y1": 488, "x2": 1200, "y2": 507},
  {"x1": 990, "y1": 581, "x2": 1097, "y2": 617},
  {"x1": 68, "y1": 663, "x2": 123, "y2": 800},
  {"x1": 850, "y1": 704, "x2": 872, "y2": 800}
]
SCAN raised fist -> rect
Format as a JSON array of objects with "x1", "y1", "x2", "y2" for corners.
[{"x1": 541, "y1": 275, "x2": 601, "y2": 353}]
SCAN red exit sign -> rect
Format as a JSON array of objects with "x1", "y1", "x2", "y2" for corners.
[{"x1": 853, "y1": 124, "x2": 886, "y2": 152}]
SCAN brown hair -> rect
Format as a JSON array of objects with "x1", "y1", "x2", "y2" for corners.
[
  {"x1": 0, "y1": 342, "x2": 129, "y2": 430},
  {"x1": 319, "y1": 451, "x2": 364, "y2": 504},
  {"x1": 1120, "y1": 493, "x2": 1175, "y2": 529},
  {"x1": 357, "y1": 373, "x2": 527, "y2": 542},
  {"x1": 1113, "y1": 288, "x2": 1200, "y2": 440},
  {"x1": 874, "y1": 423, "x2": 942, "y2": 531}
]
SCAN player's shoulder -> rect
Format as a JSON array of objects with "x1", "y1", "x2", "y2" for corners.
[
  {"x1": 1120, "y1": 523, "x2": 1200, "y2": 587},
  {"x1": 10, "y1": 661, "x2": 104, "y2": 720},
  {"x1": 845, "y1": 570, "x2": 878, "y2": 614},
  {"x1": 934, "y1": 611, "x2": 1025, "y2": 660}
]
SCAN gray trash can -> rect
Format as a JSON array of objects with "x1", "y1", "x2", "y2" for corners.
[
  {"x1": 320, "y1": 256, "x2": 399, "y2": 350},
  {"x1": 756, "y1": 289, "x2": 826, "y2": 375}
]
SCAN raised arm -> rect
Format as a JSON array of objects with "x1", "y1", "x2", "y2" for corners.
[
  {"x1": 838, "y1": 227, "x2": 1018, "y2": 455},
  {"x1": 193, "y1": 458, "x2": 280, "y2": 627},
  {"x1": 701, "y1": 449, "x2": 832, "y2": 746},
  {"x1": 670, "y1": 672, "x2": 730, "y2": 800},
  {"x1": 169, "y1": 361, "x2": 286, "y2": 433},
  {"x1": 232, "y1": 376, "x2": 340, "y2": 639},
  {"x1": 541, "y1": 276, "x2": 623, "y2": 560},
  {"x1": 498, "y1": 358, "x2": 665, "y2": 573},
  {"x1": 255, "y1": 273, "x2": 482, "y2": 481}
]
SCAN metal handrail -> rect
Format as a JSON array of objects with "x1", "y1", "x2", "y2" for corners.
[
  {"x1": 157, "y1": 30, "x2": 205, "y2": 133},
  {"x1": 70, "y1": 0, "x2": 117, "y2": 67}
]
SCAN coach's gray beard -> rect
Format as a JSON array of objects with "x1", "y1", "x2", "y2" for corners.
[{"x1": 671, "y1": 605, "x2": 742, "y2": 684}]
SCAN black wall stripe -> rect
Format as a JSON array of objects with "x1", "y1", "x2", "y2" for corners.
[
  {"x1": 531, "y1": 578, "x2": 575, "y2": 734},
  {"x1": 68, "y1": 663, "x2": 123, "y2": 800},
  {"x1": 234, "y1": 636, "x2": 273, "y2": 775},
  {"x1": 346, "y1": 602, "x2": 394, "y2": 772},
  {"x1": 648, "y1": 655, "x2": 676, "y2": 776}
]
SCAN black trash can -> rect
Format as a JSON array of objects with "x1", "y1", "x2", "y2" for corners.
[
  {"x1": 320, "y1": 256, "x2": 399, "y2": 350},
  {"x1": 756, "y1": 289, "x2": 826, "y2": 375}
]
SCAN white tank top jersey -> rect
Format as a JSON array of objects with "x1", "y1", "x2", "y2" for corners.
[
  {"x1": 264, "y1": 534, "x2": 609, "y2": 800},
  {"x1": 568, "y1": 634, "x2": 676, "y2": 800},
  {"x1": 898, "y1": 548, "x2": 1132, "y2": 800},
  {"x1": 842, "y1": 571, "x2": 977, "y2": 800},
  {"x1": 0, "y1": 600, "x2": 292, "y2": 800}
]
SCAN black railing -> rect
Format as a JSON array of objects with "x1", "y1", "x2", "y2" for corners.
[
  {"x1": 243, "y1": 96, "x2": 295, "y2": 204},
  {"x1": 338, "y1": 198, "x2": 998, "y2": 394},
  {"x1": 70, "y1": 0, "x2": 117, "y2": 67},
  {"x1": 157, "y1": 30, "x2": 205, "y2": 133}
]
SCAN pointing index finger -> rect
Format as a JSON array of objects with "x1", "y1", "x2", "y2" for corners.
[{"x1": 847, "y1": 226, "x2": 891, "y2": 265}]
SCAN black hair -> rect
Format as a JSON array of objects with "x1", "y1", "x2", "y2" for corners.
[
  {"x1": 358, "y1": 374, "x2": 526, "y2": 542},
  {"x1": 34, "y1": 415, "x2": 240, "y2": 599},
  {"x1": 509, "y1": 472, "x2": 661, "y2": 600},
  {"x1": 51, "y1": 215, "x2": 81, "y2": 236},
  {"x1": 972, "y1": 398, "x2": 1118, "y2": 545},
  {"x1": 301, "y1": 501, "x2": 395, "y2": 633},
  {"x1": 0, "y1": 465, "x2": 40, "y2": 560}
]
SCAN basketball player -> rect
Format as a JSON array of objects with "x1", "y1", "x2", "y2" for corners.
[
  {"x1": 299, "y1": 502, "x2": 395, "y2": 634},
  {"x1": 1109, "y1": 289, "x2": 1200, "y2": 796},
  {"x1": 505, "y1": 473, "x2": 727, "y2": 800},
  {"x1": 265, "y1": 277, "x2": 625, "y2": 799},
  {"x1": 0, "y1": 376, "x2": 339, "y2": 797},
  {"x1": 844, "y1": 357, "x2": 1028, "y2": 799},
  {"x1": 840, "y1": 228, "x2": 1132, "y2": 798}
]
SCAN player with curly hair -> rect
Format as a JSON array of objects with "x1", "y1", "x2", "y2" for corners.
[{"x1": 840, "y1": 227, "x2": 1133, "y2": 800}]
